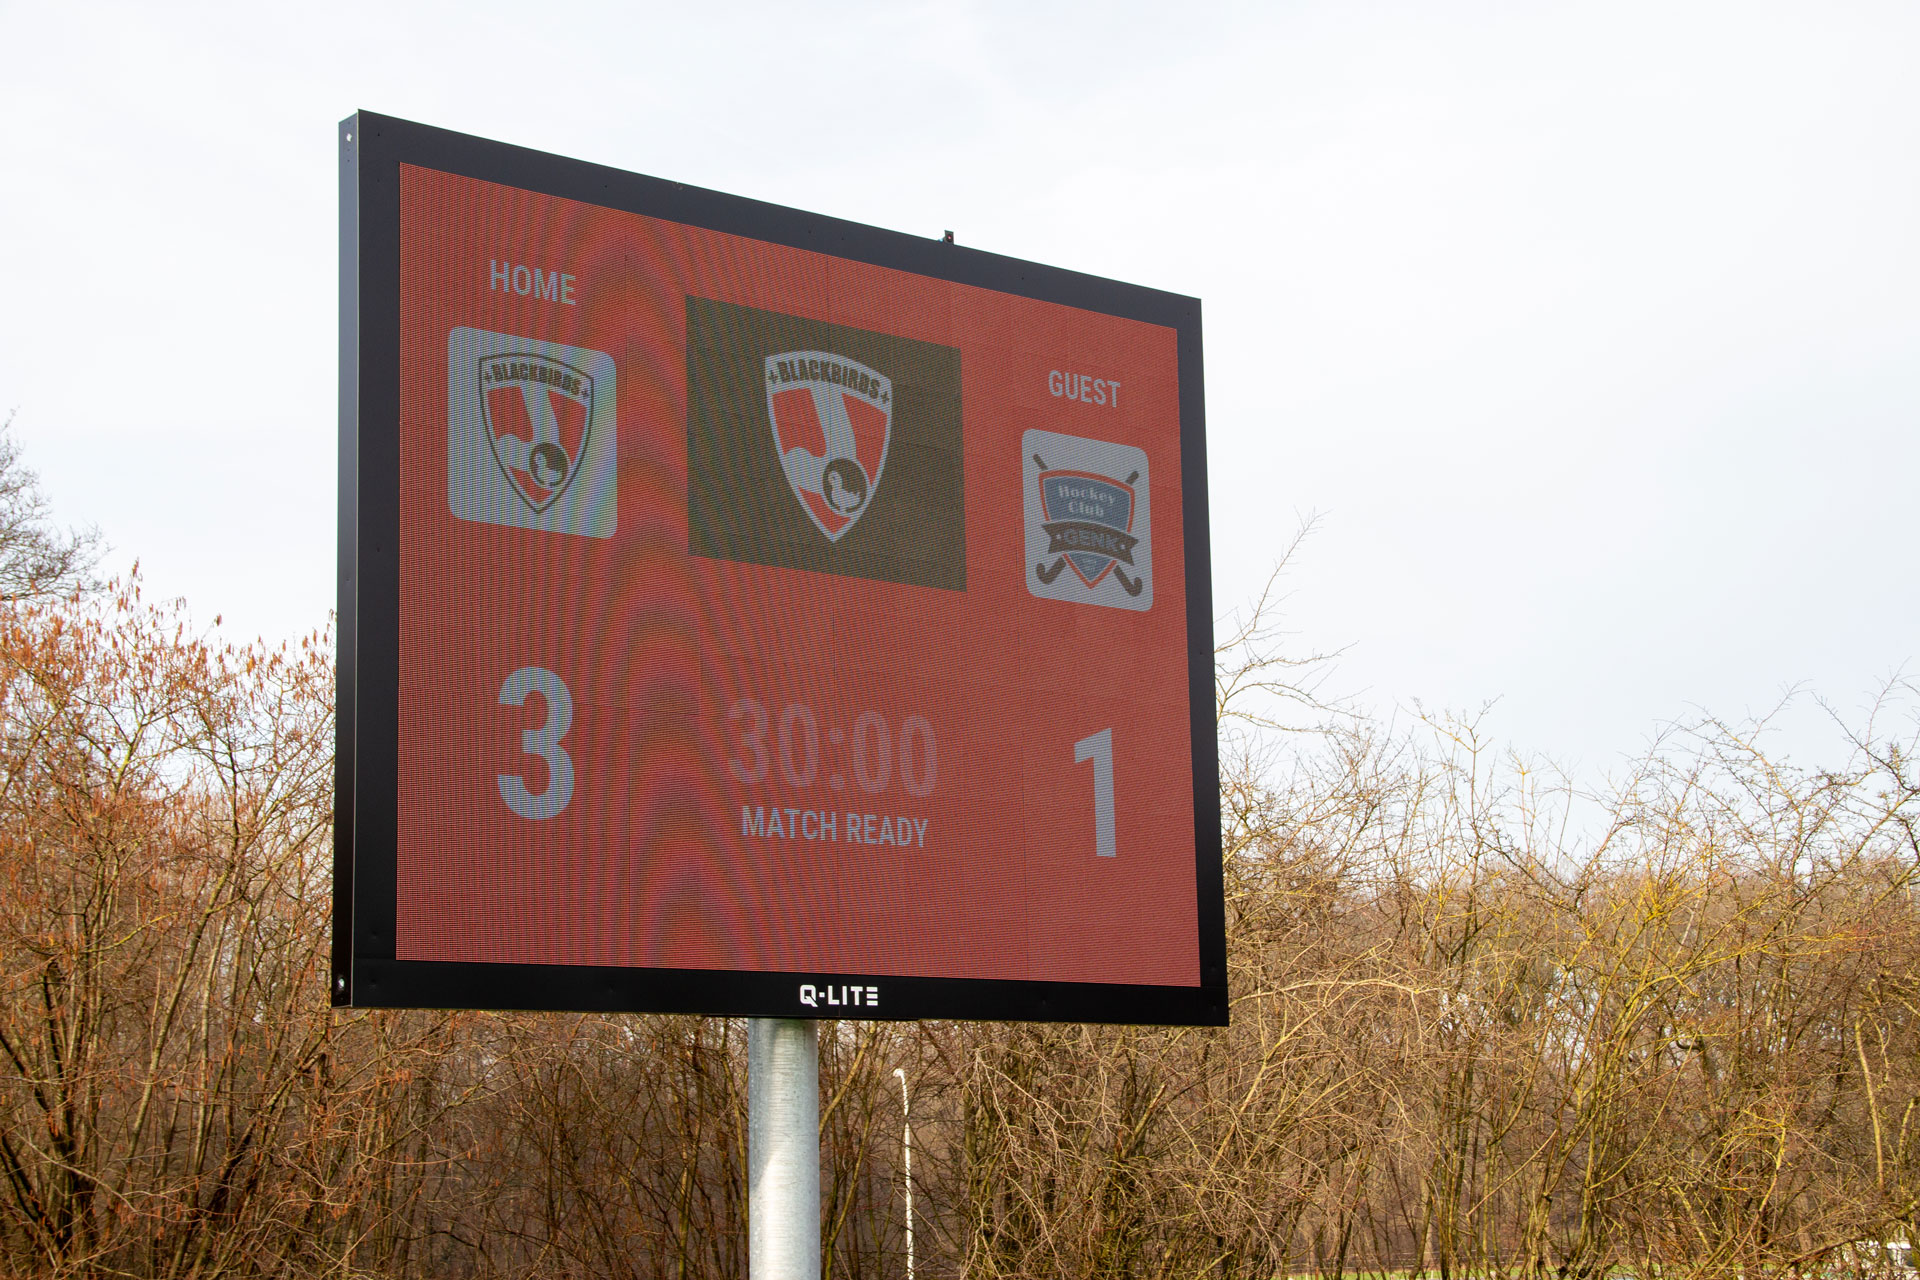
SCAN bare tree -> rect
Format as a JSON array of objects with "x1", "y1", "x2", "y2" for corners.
[
  {"x1": 1, "y1": 437, "x2": 1918, "y2": 1278},
  {"x1": 0, "y1": 413, "x2": 101, "y2": 601}
]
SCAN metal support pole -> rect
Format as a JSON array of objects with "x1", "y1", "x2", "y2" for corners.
[
  {"x1": 893, "y1": 1067, "x2": 915, "y2": 1280},
  {"x1": 749, "y1": 1018, "x2": 819, "y2": 1280}
]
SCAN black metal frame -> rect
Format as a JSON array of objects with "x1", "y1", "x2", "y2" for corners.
[{"x1": 337, "y1": 111, "x2": 1224, "y2": 1025}]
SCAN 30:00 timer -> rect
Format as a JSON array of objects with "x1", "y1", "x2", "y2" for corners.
[{"x1": 726, "y1": 698, "x2": 936, "y2": 798}]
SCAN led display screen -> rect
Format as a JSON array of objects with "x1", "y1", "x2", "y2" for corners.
[{"x1": 336, "y1": 113, "x2": 1223, "y2": 1023}]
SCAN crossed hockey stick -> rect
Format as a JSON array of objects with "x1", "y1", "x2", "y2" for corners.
[{"x1": 1032, "y1": 455, "x2": 1144, "y2": 596}]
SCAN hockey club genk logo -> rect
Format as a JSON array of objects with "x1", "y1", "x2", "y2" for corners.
[
  {"x1": 480, "y1": 352, "x2": 594, "y2": 513},
  {"x1": 765, "y1": 351, "x2": 891, "y2": 542},
  {"x1": 1036, "y1": 466, "x2": 1141, "y2": 593},
  {"x1": 1022, "y1": 429, "x2": 1153, "y2": 611}
]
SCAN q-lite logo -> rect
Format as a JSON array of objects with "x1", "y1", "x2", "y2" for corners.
[{"x1": 800, "y1": 982, "x2": 880, "y2": 1010}]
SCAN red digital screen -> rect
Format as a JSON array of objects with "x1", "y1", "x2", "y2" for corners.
[{"x1": 339, "y1": 114, "x2": 1221, "y2": 1022}]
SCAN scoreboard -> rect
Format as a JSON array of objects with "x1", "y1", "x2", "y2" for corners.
[{"x1": 335, "y1": 112, "x2": 1223, "y2": 1024}]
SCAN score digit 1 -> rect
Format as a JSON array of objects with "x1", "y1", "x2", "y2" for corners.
[{"x1": 1074, "y1": 728, "x2": 1116, "y2": 858}]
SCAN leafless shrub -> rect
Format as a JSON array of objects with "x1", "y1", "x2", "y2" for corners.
[{"x1": 0, "y1": 550, "x2": 1915, "y2": 1277}]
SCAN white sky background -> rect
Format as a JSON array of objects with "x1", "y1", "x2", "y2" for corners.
[{"x1": 1, "y1": 0, "x2": 1914, "y2": 779}]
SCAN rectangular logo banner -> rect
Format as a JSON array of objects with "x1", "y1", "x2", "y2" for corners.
[{"x1": 686, "y1": 297, "x2": 966, "y2": 590}]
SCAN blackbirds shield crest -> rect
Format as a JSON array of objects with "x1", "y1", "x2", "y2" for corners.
[
  {"x1": 764, "y1": 350, "x2": 892, "y2": 542},
  {"x1": 478, "y1": 352, "x2": 596, "y2": 514}
]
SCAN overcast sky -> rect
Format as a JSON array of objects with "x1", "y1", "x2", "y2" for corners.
[{"x1": 2, "y1": 0, "x2": 1914, "y2": 777}]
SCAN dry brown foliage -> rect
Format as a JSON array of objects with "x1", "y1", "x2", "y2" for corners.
[{"x1": 0, "y1": 573, "x2": 1915, "y2": 1278}]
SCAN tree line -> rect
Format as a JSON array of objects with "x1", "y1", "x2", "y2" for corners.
[{"x1": 0, "y1": 464, "x2": 1915, "y2": 1278}]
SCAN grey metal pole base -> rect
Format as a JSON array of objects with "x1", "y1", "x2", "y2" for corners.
[{"x1": 749, "y1": 1018, "x2": 820, "y2": 1280}]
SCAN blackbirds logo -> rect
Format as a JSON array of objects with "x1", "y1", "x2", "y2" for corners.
[
  {"x1": 765, "y1": 351, "x2": 892, "y2": 543},
  {"x1": 480, "y1": 353, "x2": 594, "y2": 513},
  {"x1": 686, "y1": 298, "x2": 965, "y2": 590},
  {"x1": 447, "y1": 328, "x2": 617, "y2": 538}
]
